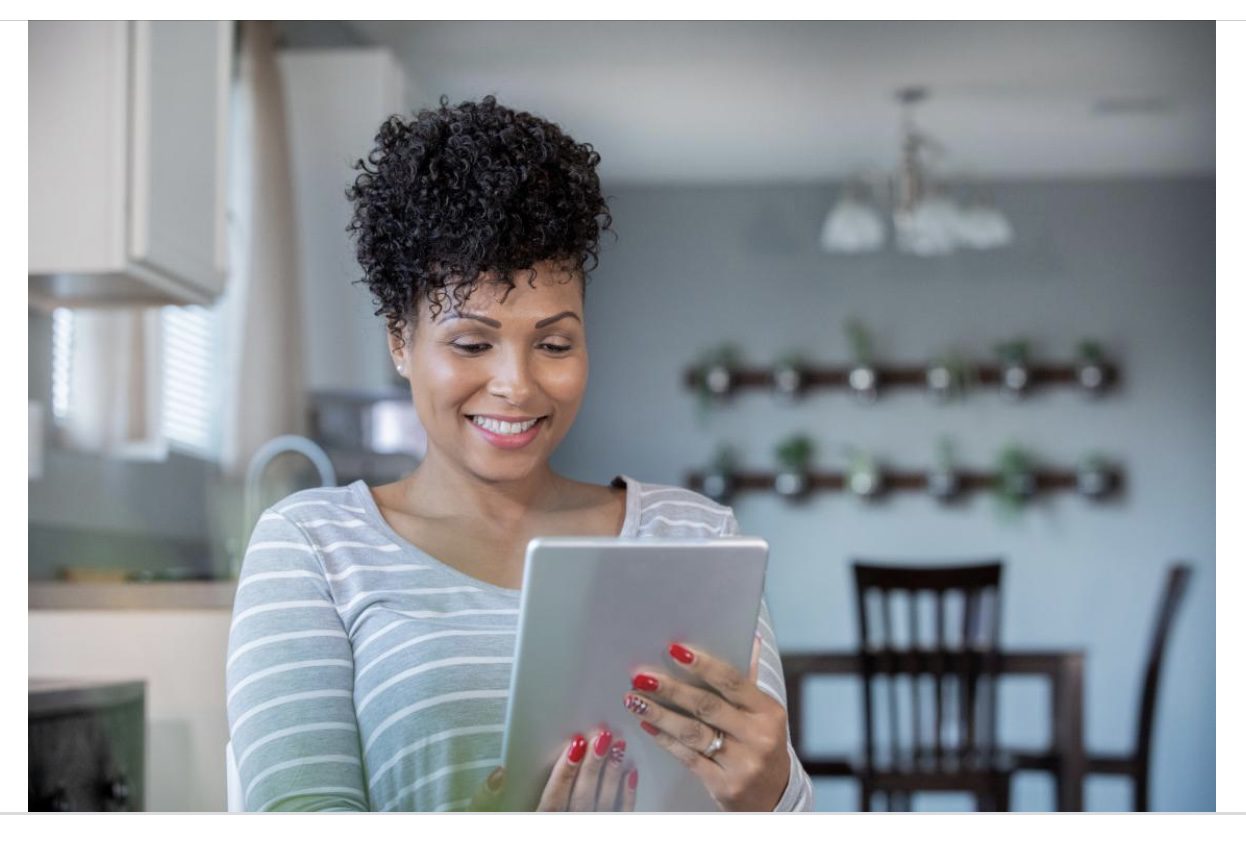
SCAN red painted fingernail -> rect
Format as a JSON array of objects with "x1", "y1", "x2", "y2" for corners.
[
  {"x1": 632, "y1": 673, "x2": 659, "y2": 692},
  {"x1": 640, "y1": 721, "x2": 660, "y2": 736},
  {"x1": 568, "y1": 733, "x2": 587, "y2": 764},
  {"x1": 627, "y1": 768, "x2": 639, "y2": 789},
  {"x1": 669, "y1": 642, "x2": 695, "y2": 664},
  {"x1": 593, "y1": 729, "x2": 613, "y2": 757},
  {"x1": 609, "y1": 740, "x2": 627, "y2": 764}
]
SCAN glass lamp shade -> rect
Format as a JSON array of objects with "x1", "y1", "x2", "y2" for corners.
[
  {"x1": 894, "y1": 195, "x2": 961, "y2": 256},
  {"x1": 820, "y1": 193, "x2": 885, "y2": 253},
  {"x1": 955, "y1": 202, "x2": 1014, "y2": 249}
]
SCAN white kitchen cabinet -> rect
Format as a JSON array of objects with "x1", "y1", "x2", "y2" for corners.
[{"x1": 29, "y1": 21, "x2": 232, "y2": 310}]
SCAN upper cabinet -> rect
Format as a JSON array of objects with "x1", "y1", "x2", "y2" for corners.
[{"x1": 29, "y1": 21, "x2": 232, "y2": 310}]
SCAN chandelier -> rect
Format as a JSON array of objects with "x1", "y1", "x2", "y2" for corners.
[{"x1": 820, "y1": 86, "x2": 1014, "y2": 257}]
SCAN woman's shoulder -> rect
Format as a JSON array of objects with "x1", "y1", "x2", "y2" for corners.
[
  {"x1": 612, "y1": 473, "x2": 736, "y2": 537},
  {"x1": 258, "y1": 482, "x2": 365, "y2": 527}
]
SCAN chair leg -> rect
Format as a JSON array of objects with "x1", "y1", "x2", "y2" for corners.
[
  {"x1": 1134, "y1": 769, "x2": 1149, "y2": 812},
  {"x1": 859, "y1": 783, "x2": 872, "y2": 812},
  {"x1": 995, "y1": 775, "x2": 1011, "y2": 812}
]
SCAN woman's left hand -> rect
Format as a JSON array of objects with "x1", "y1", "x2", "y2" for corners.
[{"x1": 622, "y1": 634, "x2": 790, "y2": 811}]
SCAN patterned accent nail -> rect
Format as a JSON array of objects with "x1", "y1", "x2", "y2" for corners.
[
  {"x1": 669, "y1": 642, "x2": 695, "y2": 664},
  {"x1": 627, "y1": 768, "x2": 639, "y2": 790},
  {"x1": 568, "y1": 733, "x2": 588, "y2": 764},
  {"x1": 624, "y1": 694, "x2": 649, "y2": 714},
  {"x1": 609, "y1": 739, "x2": 627, "y2": 764},
  {"x1": 640, "y1": 721, "x2": 660, "y2": 736},
  {"x1": 593, "y1": 729, "x2": 613, "y2": 757},
  {"x1": 632, "y1": 673, "x2": 659, "y2": 692}
]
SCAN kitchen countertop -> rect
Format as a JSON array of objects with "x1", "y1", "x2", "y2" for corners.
[{"x1": 29, "y1": 580, "x2": 238, "y2": 610}]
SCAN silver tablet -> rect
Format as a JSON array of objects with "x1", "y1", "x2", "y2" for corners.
[{"x1": 499, "y1": 536, "x2": 769, "y2": 812}]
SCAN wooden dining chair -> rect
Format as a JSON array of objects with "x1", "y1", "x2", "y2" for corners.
[
  {"x1": 1084, "y1": 562, "x2": 1192, "y2": 811},
  {"x1": 851, "y1": 560, "x2": 1012, "y2": 811}
]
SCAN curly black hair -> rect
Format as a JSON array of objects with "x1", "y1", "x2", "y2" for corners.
[{"x1": 345, "y1": 95, "x2": 613, "y2": 350}]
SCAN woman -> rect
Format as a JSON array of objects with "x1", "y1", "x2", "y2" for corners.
[{"x1": 225, "y1": 95, "x2": 813, "y2": 812}]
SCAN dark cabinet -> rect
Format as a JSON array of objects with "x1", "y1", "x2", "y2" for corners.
[{"x1": 29, "y1": 679, "x2": 145, "y2": 811}]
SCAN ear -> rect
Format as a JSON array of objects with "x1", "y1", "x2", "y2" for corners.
[
  {"x1": 386, "y1": 326, "x2": 411, "y2": 376},
  {"x1": 387, "y1": 325, "x2": 409, "y2": 363}
]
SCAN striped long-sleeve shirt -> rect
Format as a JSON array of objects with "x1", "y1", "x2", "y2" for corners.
[{"x1": 225, "y1": 473, "x2": 814, "y2": 811}]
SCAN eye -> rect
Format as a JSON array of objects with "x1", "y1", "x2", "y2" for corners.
[
  {"x1": 451, "y1": 342, "x2": 490, "y2": 354},
  {"x1": 541, "y1": 343, "x2": 573, "y2": 354}
]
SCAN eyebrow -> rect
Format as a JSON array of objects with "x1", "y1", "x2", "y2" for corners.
[{"x1": 437, "y1": 310, "x2": 581, "y2": 329}]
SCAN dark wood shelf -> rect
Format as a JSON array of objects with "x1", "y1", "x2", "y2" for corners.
[
  {"x1": 683, "y1": 362, "x2": 1118, "y2": 394},
  {"x1": 684, "y1": 468, "x2": 1123, "y2": 499}
]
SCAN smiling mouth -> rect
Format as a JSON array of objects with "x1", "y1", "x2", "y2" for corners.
[{"x1": 465, "y1": 415, "x2": 549, "y2": 433}]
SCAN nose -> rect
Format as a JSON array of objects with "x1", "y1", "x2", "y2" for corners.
[{"x1": 487, "y1": 345, "x2": 535, "y2": 406}]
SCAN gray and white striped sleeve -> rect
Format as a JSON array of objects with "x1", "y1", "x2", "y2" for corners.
[
  {"x1": 226, "y1": 507, "x2": 369, "y2": 811},
  {"x1": 721, "y1": 509, "x2": 815, "y2": 811}
]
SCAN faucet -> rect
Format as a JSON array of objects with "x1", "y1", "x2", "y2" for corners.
[{"x1": 234, "y1": 434, "x2": 337, "y2": 578}]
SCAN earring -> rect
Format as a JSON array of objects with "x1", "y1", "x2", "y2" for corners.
[{"x1": 396, "y1": 363, "x2": 406, "y2": 376}]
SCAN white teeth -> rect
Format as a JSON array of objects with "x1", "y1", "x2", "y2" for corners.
[{"x1": 472, "y1": 416, "x2": 539, "y2": 435}]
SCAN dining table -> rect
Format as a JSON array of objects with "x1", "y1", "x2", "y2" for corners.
[{"x1": 781, "y1": 648, "x2": 1086, "y2": 811}]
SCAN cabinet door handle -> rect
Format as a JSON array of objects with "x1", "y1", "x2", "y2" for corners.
[
  {"x1": 104, "y1": 773, "x2": 130, "y2": 810},
  {"x1": 47, "y1": 783, "x2": 74, "y2": 811}
]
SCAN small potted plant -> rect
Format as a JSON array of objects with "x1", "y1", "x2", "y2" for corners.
[
  {"x1": 993, "y1": 444, "x2": 1036, "y2": 519},
  {"x1": 691, "y1": 342, "x2": 744, "y2": 418},
  {"x1": 1076, "y1": 340, "x2": 1109, "y2": 395},
  {"x1": 701, "y1": 443, "x2": 740, "y2": 503},
  {"x1": 926, "y1": 350, "x2": 975, "y2": 403},
  {"x1": 771, "y1": 351, "x2": 809, "y2": 404},
  {"x1": 1076, "y1": 452, "x2": 1116, "y2": 499},
  {"x1": 844, "y1": 445, "x2": 884, "y2": 501},
  {"x1": 995, "y1": 339, "x2": 1031, "y2": 401},
  {"x1": 844, "y1": 319, "x2": 878, "y2": 403},
  {"x1": 927, "y1": 435, "x2": 962, "y2": 502},
  {"x1": 773, "y1": 433, "x2": 816, "y2": 501}
]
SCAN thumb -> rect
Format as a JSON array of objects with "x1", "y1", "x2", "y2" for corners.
[
  {"x1": 468, "y1": 765, "x2": 507, "y2": 811},
  {"x1": 748, "y1": 630, "x2": 762, "y2": 685}
]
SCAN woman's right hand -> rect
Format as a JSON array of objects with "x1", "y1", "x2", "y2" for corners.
[{"x1": 470, "y1": 729, "x2": 638, "y2": 811}]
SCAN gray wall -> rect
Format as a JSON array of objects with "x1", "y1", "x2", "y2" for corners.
[{"x1": 552, "y1": 177, "x2": 1215, "y2": 811}]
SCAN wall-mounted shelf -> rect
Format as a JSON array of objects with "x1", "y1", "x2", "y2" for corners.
[
  {"x1": 682, "y1": 362, "x2": 1118, "y2": 395},
  {"x1": 684, "y1": 467, "x2": 1124, "y2": 501}
]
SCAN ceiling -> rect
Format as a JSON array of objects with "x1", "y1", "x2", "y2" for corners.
[{"x1": 343, "y1": 20, "x2": 1215, "y2": 184}]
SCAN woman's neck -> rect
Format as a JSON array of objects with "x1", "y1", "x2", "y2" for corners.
[{"x1": 397, "y1": 454, "x2": 569, "y2": 530}]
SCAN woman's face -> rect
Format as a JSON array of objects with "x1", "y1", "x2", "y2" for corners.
[{"x1": 391, "y1": 261, "x2": 589, "y2": 484}]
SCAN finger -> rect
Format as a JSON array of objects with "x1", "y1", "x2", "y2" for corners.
[
  {"x1": 621, "y1": 766, "x2": 638, "y2": 811},
  {"x1": 536, "y1": 733, "x2": 587, "y2": 811},
  {"x1": 467, "y1": 765, "x2": 506, "y2": 812},
  {"x1": 748, "y1": 632, "x2": 762, "y2": 685},
  {"x1": 630, "y1": 669, "x2": 748, "y2": 739},
  {"x1": 568, "y1": 728, "x2": 613, "y2": 811},
  {"x1": 595, "y1": 739, "x2": 627, "y2": 811},
  {"x1": 668, "y1": 641, "x2": 766, "y2": 711},
  {"x1": 624, "y1": 691, "x2": 726, "y2": 781}
]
